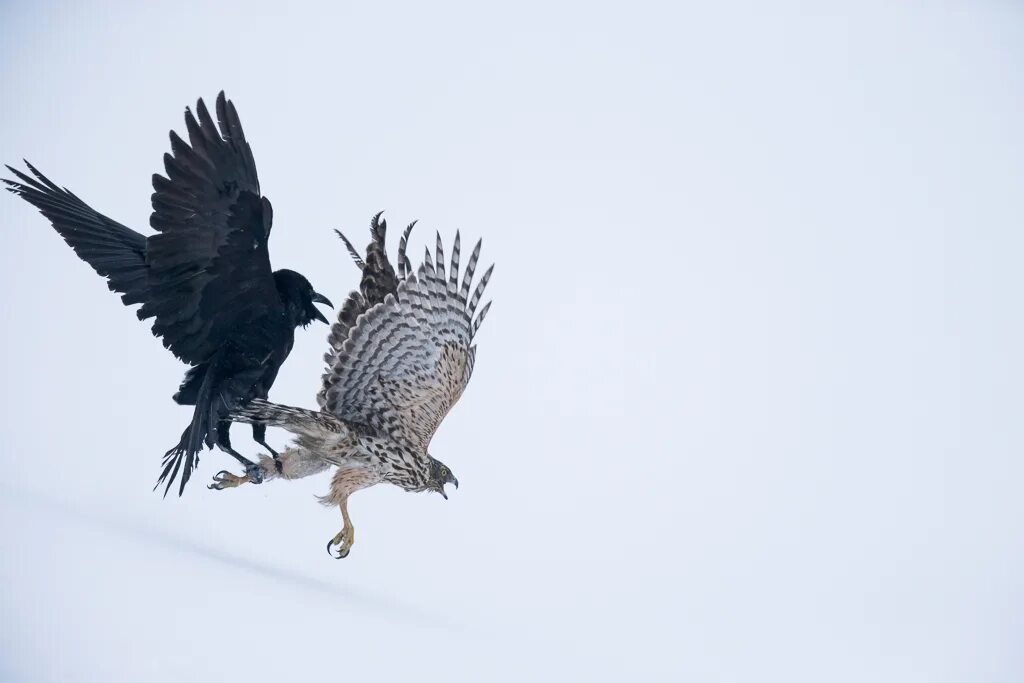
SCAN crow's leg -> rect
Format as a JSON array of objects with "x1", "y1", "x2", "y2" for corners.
[
  {"x1": 251, "y1": 423, "x2": 279, "y2": 459},
  {"x1": 213, "y1": 421, "x2": 264, "y2": 485},
  {"x1": 209, "y1": 446, "x2": 329, "y2": 491}
]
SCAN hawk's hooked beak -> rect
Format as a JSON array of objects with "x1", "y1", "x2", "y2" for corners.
[
  {"x1": 438, "y1": 476, "x2": 458, "y2": 500},
  {"x1": 311, "y1": 292, "x2": 333, "y2": 325}
]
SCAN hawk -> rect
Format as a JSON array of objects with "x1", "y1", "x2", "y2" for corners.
[
  {"x1": 212, "y1": 214, "x2": 493, "y2": 558},
  {"x1": 3, "y1": 92, "x2": 333, "y2": 495}
]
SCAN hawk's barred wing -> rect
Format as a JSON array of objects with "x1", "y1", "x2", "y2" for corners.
[
  {"x1": 321, "y1": 232, "x2": 493, "y2": 452},
  {"x1": 317, "y1": 213, "x2": 415, "y2": 410},
  {"x1": 141, "y1": 91, "x2": 282, "y2": 365}
]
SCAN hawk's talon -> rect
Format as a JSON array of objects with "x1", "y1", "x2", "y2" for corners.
[
  {"x1": 208, "y1": 469, "x2": 246, "y2": 490},
  {"x1": 327, "y1": 526, "x2": 355, "y2": 559}
]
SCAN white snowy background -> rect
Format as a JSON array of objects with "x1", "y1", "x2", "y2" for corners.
[{"x1": 1, "y1": 1, "x2": 1022, "y2": 681}]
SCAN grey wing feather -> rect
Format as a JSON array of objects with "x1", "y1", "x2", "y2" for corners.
[
  {"x1": 320, "y1": 234, "x2": 493, "y2": 452},
  {"x1": 317, "y1": 212, "x2": 406, "y2": 410}
]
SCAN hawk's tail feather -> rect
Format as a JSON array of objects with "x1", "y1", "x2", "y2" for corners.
[
  {"x1": 229, "y1": 398, "x2": 346, "y2": 438},
  {"x1": 229, "y1": 399, "x2": 309, "y2": 426}
]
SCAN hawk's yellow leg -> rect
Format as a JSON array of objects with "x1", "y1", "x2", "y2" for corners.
[{"x1": 327, "y1": 498, "x2": 355, "y2": 559}]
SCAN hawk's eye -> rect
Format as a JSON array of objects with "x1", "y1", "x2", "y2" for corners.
[{"x1": 441, "y1": 467, "x2": 448, "y2": 477}]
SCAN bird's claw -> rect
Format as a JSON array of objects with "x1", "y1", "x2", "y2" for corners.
[
  {"x1": 208, "y1": 470, "x2": 246, "y2": 490},
  {"x1": 327, "y1": 527, "x2": 354, "y2": 559}
]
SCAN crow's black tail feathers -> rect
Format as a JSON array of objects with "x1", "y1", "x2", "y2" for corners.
[
  {"x1": 155, "y1": 385, "x2": 217, "y2": 497},
  {"x1": 156, "y1": 428, "x2": 202, "y2": 498},
  {"x1": 155, "y1": 354, "x2": 235, "y2": 496}
]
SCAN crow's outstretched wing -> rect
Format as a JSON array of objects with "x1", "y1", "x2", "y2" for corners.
[
  {"x1": 320, "y1": 232, "x2": 492, "y2": 452},
  {"x1": 4, "y1": 92, "x2": 278, "y2": 363},
  {"x1": 3, "y1": 162, "x2": 150, "y2": 306},
  {"x1": 140, "y1": 91, "x2": 282, "y2": 365}
]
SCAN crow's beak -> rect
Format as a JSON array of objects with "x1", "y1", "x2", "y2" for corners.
[
  {"x1": 311, "y1": 307, "x2": 330, "y2": 325},
  {"x1": 311, "y1": 292, "x2": 333, "y2": 325}
]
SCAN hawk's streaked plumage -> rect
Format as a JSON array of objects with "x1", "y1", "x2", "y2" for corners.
[{"x1": 217, "y1": 217, "x2": 493, "y2": 558}]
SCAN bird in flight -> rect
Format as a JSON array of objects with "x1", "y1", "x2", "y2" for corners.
[
  {"x1": 216, "y1": 214, "x2": 493, "y2": 558},
  {"x1": 4, "y1": 92, "x2": 333, "y2": 496}
]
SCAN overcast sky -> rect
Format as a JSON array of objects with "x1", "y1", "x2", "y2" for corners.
[{"x1": 1, "y1": 1, "x2": 1022, "y2": 681}]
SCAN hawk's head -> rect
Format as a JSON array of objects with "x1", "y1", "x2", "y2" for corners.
[{"x1": 427, "y1": 457, "x2": 459, "y2": 500}]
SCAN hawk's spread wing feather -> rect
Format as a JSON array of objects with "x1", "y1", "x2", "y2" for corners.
[
  {"x1": 318, "y1": 212, "x2": 409, "y2": 410},
  {"x1": 140, "y1": 91, "x2": 282, "y2": 365},
  {"x1": 321, "y1": 231, "x2": 492, "y2": 452}
]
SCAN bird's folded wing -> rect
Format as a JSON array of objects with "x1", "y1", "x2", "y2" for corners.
[
  {"x1": 140, "y1": 91, "x2": 281, "y2": 364},
  {"x1": 321, "y1": 232, "x2": 493, "y2": 452},
  {"x1": 3, "y1": 162, "x2": 150, "y2": 306}
]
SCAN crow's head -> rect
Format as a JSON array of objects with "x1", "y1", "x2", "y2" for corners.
[{"x1": 273, "y1": 269, "x2": 333, "y2": 328}]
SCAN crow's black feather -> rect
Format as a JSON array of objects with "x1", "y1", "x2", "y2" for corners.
[{"x1": 5, "y1": 92, "x2": 331, "y2": 495}]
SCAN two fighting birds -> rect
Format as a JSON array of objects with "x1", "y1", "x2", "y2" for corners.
[{"x1": 4, "y1": 92, "x2": 492, "y2": 559}]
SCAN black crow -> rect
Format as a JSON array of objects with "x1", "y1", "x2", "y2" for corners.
[{"x1": 4, "y1": 91, "x2": 333, "y2": 496}]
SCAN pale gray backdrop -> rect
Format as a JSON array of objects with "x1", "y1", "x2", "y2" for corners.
[{"x1": 1, "y1": 1, "x2": 1022, "y2": 681}]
